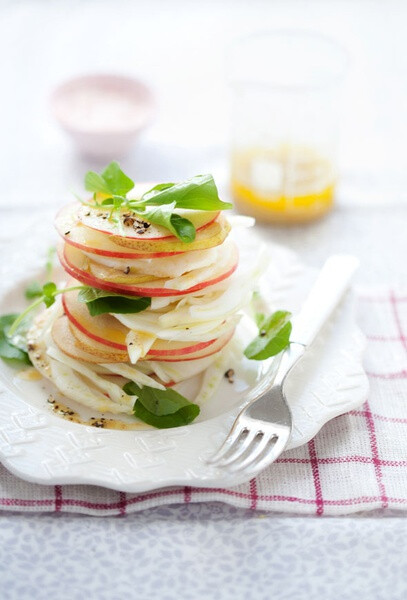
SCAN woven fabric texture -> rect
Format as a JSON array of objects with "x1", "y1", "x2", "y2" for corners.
[{"x1": 0, "y1": 291, "x2": 406, "y2": 516}]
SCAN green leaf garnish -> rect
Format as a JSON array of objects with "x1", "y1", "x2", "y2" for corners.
[
  {"x1": 77, "y1": 287, "x2": 151, "y2": 316},
  {"x1": 139, "y1": 174, "x2": 233, "y2": 211},
  {"x1": 101, "y1": 162, "x2": 135, "y2": 196},
  {"x1": 10, "y1": 280, "x2": 151, "y2": 341},
  {"x1": 81, "y1": 165, "x2": 232, "y2": 242},
  {"x1": 85, "y1": 161, "x2": 134, "y2": 197},
  {"x1": 137, "y1": 203, "x2": 196, "y2": 243},
  {"x1": 0, "y1": 314, "x2": 31, "y2": 367},
  {"x1": 168, "y1": 213, "x2": 196, "y2": 242},
  {"x1": 244, "y1": 310, "x2": 292, "y2": 361},
  {"x1": 123, "y1": 381, "x2": 200, "y2": 429},
  {"x1": 42, "y1": 282, "x2": 57, "y2": 308},
  {"x1": 84, "y1": 172, "x2": 112, "y2": 195}
]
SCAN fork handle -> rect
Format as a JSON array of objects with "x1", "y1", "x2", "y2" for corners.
[
  {"x1": 273, "y1": 342, "x2": 306, "y2": 387},
  {"x1": 290, "y1": 254, "x2": 359, "y2": 348},
  {"x1": 273, "y1": 254, "x2": 359, "y2": 386}
]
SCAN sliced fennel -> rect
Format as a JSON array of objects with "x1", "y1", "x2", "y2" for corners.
[
  {"x1": 83, "y1": 245, "x2": 218, "y2": 278},
  {"x1": 125, "y1": 330, "x2": 156, "y2": 363},
  {"x1": 194, "y1": 339, "x2": 238, "y2": 405},
  {"x1": 114, "y1": 312, "x2": 240, "y2": 342},
  {"x1": 143, "y1": 353, "x2": 219, "y2": 384},
  {"x1": 48, "y1": 359, "x2": 132, "y2": 415},
  {"x1": 100, "y1": 362, "x2": 166, "y2": 390},
  {"x1": 162, "y1": 241, "x2": 235, "y2": 290},
  {"x1": 46, "y1": 345, "x2": 132, "y2": 407}
]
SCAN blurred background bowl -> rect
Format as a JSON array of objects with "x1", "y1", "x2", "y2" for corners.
[{"x1": 50, "y1": 73, "x2": 155, "y2": 160}]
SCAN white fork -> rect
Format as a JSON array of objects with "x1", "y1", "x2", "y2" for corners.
[{"x1": 207, "y1": 254, "x2": 359, "y2": 475}]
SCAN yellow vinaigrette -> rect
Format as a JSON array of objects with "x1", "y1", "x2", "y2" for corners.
[{"x1": 231, "y1": 145, "x2": 335, "y2": 224}]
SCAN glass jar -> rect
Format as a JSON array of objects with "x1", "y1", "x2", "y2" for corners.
[{"x1": 229, "y1": 31, "x2": 349, "y2": 224}]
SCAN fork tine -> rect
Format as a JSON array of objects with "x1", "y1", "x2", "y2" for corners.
[
  {"x1": 206, "y1": 424, "x2": 247, "y2": 464},
  {"x1": 248, "y1": 434, "x2": 289, "y2": 473},
  {"x1": 227, "y1": 432, "x2": 276, "y2": 472},
  {"x1": 215, "y1": 428, "x2": 259, "y2": 467}
]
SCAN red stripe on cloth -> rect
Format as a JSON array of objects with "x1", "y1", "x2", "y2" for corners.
[
  {"x1": 0, "y1": 498, "x2": 55, "y2": 508},
  {"x1": 57, "y1": 498, "x2": 126, "y2": 510},
  {"x1": 5, "y1": 291, "x2": 407, "y2": 516},
  {"x1": 126, "y1": 489, "x2": 186, "y2": 506},
  {"x1": 366, "y1": 370, "x2": 407, "y2": 380},
  {"x1": 183, "y1": 487, "x2": 192, "y2": 503},
  {"x1": 308, "y1": 439, "x2": 324, "y2": 515},
  {"x1": 2, "y1": 492, "x2": 407, "y2": 512},
  {"x1": 54, "y1": 485, "x2": 62, "y2": 512},
  {"x1": 364, "y1": 401, "x2": 389, "y2": 509},
  {"x1": 118, "y1": 492, "x2": 127, "y2": 516},
  {"x1": 278, "y1": 455, "x2": 407, "y2": 467},
  {"x1": 367, "y1": 335, "x2": 407, "y2": 342},
  {"x1": 349, "y1": 409, "x2": 407, "y2": 425},
  {"x1": 249, "y1": 478, "x2": 258, "y2": 510},
  {"x1": 186, "y1": 489, "x2": 407, "y2": 508},
  {"x1": 187, "y1": 487, "x2": 318, "y2": 505}
]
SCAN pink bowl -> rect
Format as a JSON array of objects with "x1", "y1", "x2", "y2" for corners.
[{"x1": 51, "y1": 74, "x2": 155, "y2": 159}]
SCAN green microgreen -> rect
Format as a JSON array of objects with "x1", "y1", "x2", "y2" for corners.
[
  {"x1": 81, "y1": 163, "x2": 232, "y2": 243},
  {"x1": 123, "y1": 381, "x2": 200, "y2": 429},
  {"x1": 0, "y1": 314, "x2": 32, "y2": 367},
  {"x1": 244, "y1": 310, "x2": 292, "y2": 361},
  {"x1": 77, "y1": 288, "x2": 151, "y2": 316}
]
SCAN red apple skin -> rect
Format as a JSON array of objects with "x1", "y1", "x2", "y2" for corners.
[
  {"x1": 65, "y1": 238, "x2": 184, "y2": 260},
  {"x1": 80, "y1": 210, "x2": 219, "y2": 240},
  {"x1": 56, "y1": 204, "x2": 230, "y2": 254},
  {"x1": 59, "y1": 245, "x2": 238, "y2": 297},
  {"x1": 62, "y1": 293, "x2": 234, "y2": 361},
  {"x1": 149, "y1": 330, "x2": 234, "y2": 362},
  {"x1": 146, "y1": 338, "x2": 218, "y2": 357},
  {"x1": 62, "y1": 293, "x2": 222, "y2": 357},
  {"x1": 62, "y1": 295, "x2": 127, "y2": 351},
  {"x1": 55, "y1": 205, "x2": 186, "y2": 258},
  {"x1": 55, "y1": 202, "x2": 218, "y2": 243}
]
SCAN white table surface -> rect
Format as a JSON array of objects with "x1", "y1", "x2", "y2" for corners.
[{"x1": 1, "y1": 1, "x2": 407, "y2": 599}]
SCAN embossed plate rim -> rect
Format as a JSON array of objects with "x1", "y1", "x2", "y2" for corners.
[{"x1": 0, "y1": 235, "x2": 368, "y2": 491}]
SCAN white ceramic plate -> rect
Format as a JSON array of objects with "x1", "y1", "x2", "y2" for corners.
[{"x1": 0, "y1": 232, "x2": 368, "y2": 491}]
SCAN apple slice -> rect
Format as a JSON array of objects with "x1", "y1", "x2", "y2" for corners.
[
  {"x1": 56, "y1": 204, "x2": 230, "y2": 253},
  {"x1": 109, "y1": 214, "x2": 230, "y2": 251},
  {"x1": 73, "y1": 179, "x2": 220, "y2": 240},
  {"x1": 149, "y1": 329, "x2": 234, "y2": 362},
  {"x1": 67, "y1": 315, "x2": 234, "y2": 363},
  {"x1": 56, "y1": 202, "x2": 201, "y2": 257},
  {"x1": 76, "y1": 202, "x2": 220, "y2": 239},
  {"x1": 68, "y1": 321, "x2": 129, "y2": 362},
  {"x1": 62, "y1": 291, "x2": 129, "y2": 350},
  {"x1": 62, "y1": 290, "x2": 223, "y2": 358},
  {"x1": 57, "y1": 220, "x2": 184, "y2": 260},
  {"x1": 87, "y1": 262, "x2": 161, "y2": 285},
  {"x1": 52, "y1": 316, "x2": 128, "y2": 363},
  {"x1": 146, "y1": 337, "x2": 219, "y2": 357},
  {"x1": 59, "y1": 242, "x2": 238, "y2": 297},
  {"x1": 67, "y1": 243, "x2": 220, "y2": 283},
  {"x1": 59, "y1": 244, "x2": 159, "y2": 285}
]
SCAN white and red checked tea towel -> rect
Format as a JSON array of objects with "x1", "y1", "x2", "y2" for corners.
[{"x1": 0, "y1": 289, "x2": 407, "y2": 516}]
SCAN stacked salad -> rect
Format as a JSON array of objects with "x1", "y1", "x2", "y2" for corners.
[{"x1": 1, "y1": 163, "x2": 292, "y2": 429}]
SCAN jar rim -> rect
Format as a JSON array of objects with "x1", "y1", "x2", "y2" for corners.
[{"x1": 228, "y1": 30, "x2": 350, "y2": 92}]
